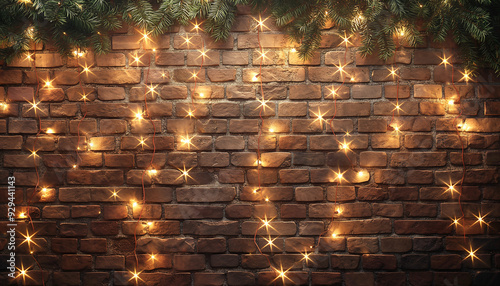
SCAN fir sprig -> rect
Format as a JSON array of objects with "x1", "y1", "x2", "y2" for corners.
[{"x1": 0, "y1": 0, "x2": 498, "y2": 74}]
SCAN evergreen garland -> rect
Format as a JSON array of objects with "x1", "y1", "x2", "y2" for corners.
[{"x1": 0, "y1": 0, "x2": 499, "y2": 73}]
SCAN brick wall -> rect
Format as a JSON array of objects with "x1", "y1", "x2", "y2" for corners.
[{"x1": 1, "y1": 8, "x2": 500, "y2": 286}]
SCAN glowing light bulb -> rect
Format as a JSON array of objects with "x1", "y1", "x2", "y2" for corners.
[
  {"x1": 112, "y1": 191, "x2": 118, "y2": 197},
  {"x1": 269, "y1": 128, "x2": 275, "y2": 133},
  {"x1": 290, "y1": 48, "x2": 296, "y2": 53},
  {"x1": 302, "y1": 252, "x2": 312, "y2": 263},
  {"x1": 265, "y1": 197, "x2": 270, "y2": 202},
  {"x1": 131, "y1": 200, "x2": 138, "y2": 207},
  {"x1": 461, "y1": 70, "x2": 471, "y2": 82},
  {"x1": 331, "y1": 233, "x2": 337, "y2": 238},
  {"x1": 46, "y1": 128, "x2": 54, "y2": 134},
  {"x1": 135, "y1": 112, "x2": 143, "y2": 120},
  {"x1": 253, "y1": 189, "x2": 258, "y2": 194},
  {"x1": 72, "y1": 165, "x2": 77, "y2": 169},
  {"x1": 199, "y1": 93, "x2": 204, "y2": 98},
  {"x1": 335, "y1": 207, "x2": 342, "y2": 215},
  {"x1": 150, "y1": 254, "x2": 156, "y2": 260},
  {"x1": 44, "y1": 79, "x2": 53, "y2": 88},
  {"x1": 80, "y1": 63, "x2": 92, "y2": 75},
  {"x1": 448, "y1": 100, "x2": 455, "y2": 105},
  {"x1": 41, "y1": 188, "x2": 47, "y2": 192},
  {"x1": 440, "y1": 55, "x2": 451, "y2": 67},
  {"x1": 20, "y1": 212, "x2": 26, "y2": 218},
  {"x1": 148, "y1": 169, "x2": 157, "y2": 175},
  {"x1": 252, "y1": 74, "x2": 259, "y2": 82},
  {"x1": 147, "y1": 222, "x2": 153, "y2": 226},
  {"x1": 358, "y1": 171, "x2": 365, "y2": 176},
  {"x1": 337, "y1": 173, "x2": 343, "y2": 180}
]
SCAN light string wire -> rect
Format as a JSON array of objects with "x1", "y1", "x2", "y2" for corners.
[
  {"x1": 132, "y1": 35, "x2": 157, "y2": 282},
  {"x1": 317, "y1": 31, "x2": 353, "y2": 248},
  {"x1": 448, "y1": 56, "x2": 468, "y2": 242},
  {"x1": 252, "y1": 13, "x2": 278, "y2": 283},
  {"x1": 24, "y1": 47, "x2": 47, "y2": 286}
]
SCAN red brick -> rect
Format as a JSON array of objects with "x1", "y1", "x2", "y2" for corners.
[
  {"x1": 223, "y1": 51, "x2": 249, "y2": 65},
  {"x1": 83, "y1": 69, "x2": 141, "y2": 84},
  {"x1": 96, "y1": 53, "x2": 126, "y2": 66},
  {"x1": 309, "y1": 67, "x2": 370, "y2": 82},
  {"x1": 243, "y1": 67, "x2": 305, "y2": 82}
]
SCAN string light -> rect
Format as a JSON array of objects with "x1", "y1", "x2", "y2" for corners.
[
  {"x1": 290, "y1": 48, "x2": 296, "y2": 53},
  {"x1": 268, "y1": 128, "x2": 275, "y2": 133},
  {"x1": 131, "y1": 200, "x2": 138, "y2": 208},
  {"x1": 191, "y1": 20, "x2": 203, "y2": 32},
  {"x1": 20, "y1": 230, "x2": 37, "y2": 249},
  {"x1": 46, "y1": 128, "x2": 54, "y2": 134},
  {"x1": 272, "y1": 265, "x2": 292, "y2": 285},
  {"x1": 182, "y1": 35, "x2": 192, "y2": 47},
  {"x1": 148, "y1": 169, "x2": 157, "y2": 176},
  {"x1": 190, "y1": 71, "x2": 199, "y2": 81},
  {"x1": 301, "y1": 252, "x2": 312, "y2": 263},
  {"x1": 130, "y1": 54, "x2": 142, "y2": 66},
  {"x1": 16, "y1": 264, "x2": 32, "y2": 283},
  {"x1": 137, "y1": 136, "x2": 148, "y2": 148},
  {"x1": 339, "y1": 32, "x2": 352, "y2": 47},
  {"x1": 460, "y1": 69, "x2": 471, "y2": 82},
  {"x1": 129, "y1": 270, "x2": 142, "y2": 283},
  {"x1": 334, "y1": 170, "x2": 347, "y2": 183},
  {"x1": 198, "y1": 48, "x2": 210, "y2": 60},
  {"x1": 26, "y1": 98, "x2": 42, "y2": 114},
  {"x1": 80, "y1": 63, "x2": 93, "y2": 75},
  {"x1": 388, "y1": 66, "x2": 399, "y2": 78},
  {"x1": 451, "y1": 217, "x2": 461, "y2": 227},
  {"x1": 331, "y1": 233, "x2": 337, "y2": 238},
  {"x1": 259, "y1": 215, "x2": 276, "y2": 232},
  {"x1": 146, "y1": 84, "x2": 159, "y2": 96},
  {"x1": 252, "y1": 73, "x2": 260, "y2": 82},
  {"x1": 43, "y1": 78, "x2": 54, "y2": 88},
  {"x1": 25, "y1": 52, "x2": 34, "y2": 61},
  {"x1": 180, "y1": 135, "x2": 195, "y2": 149},
  {"x1": 255, "y1": 50, "x2": 268, "y2": 62},
  {"x1": 439, "y1": 55, "x2": 451, "y2": 67},
  {"x1": 334, "y1": 61, "x2": 350, "y2": 79},
  {"x1": 256, "y1": 98, "x2": 270, "y2": 110},
  {"x1": 135, "y1": 112, "x2": 144, "y2": 120},
  {"x1": 445, "y1": 181, "x2": 460, "y2": 197},
  {"x1": 263, "y1": 235, "x2": 278, "y2": 251},
  {"x1": 72, "y1": 164, "x2": 77, "y2": 169},
  {"x1": 472, "y1": 213, "x2": 488, "y2": 227},
  {"x1": 464, "y1": 245, "x2": 479, "y2": 262},
  {"x1": 29, "y1": 149, "x2": 38, "y2": 158},
  {"x1": 340, "y1": 139, "x2": 350, "y2": 152},
  {"x1": 178, "y1": 166, "x2": 194, "y2": 181},
  {"x1": 139, "y1": 30, "x2": 152, "y2": 42},
  {"x1": 252, "y1": 14, "x2": 270, "y2": 31}
]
